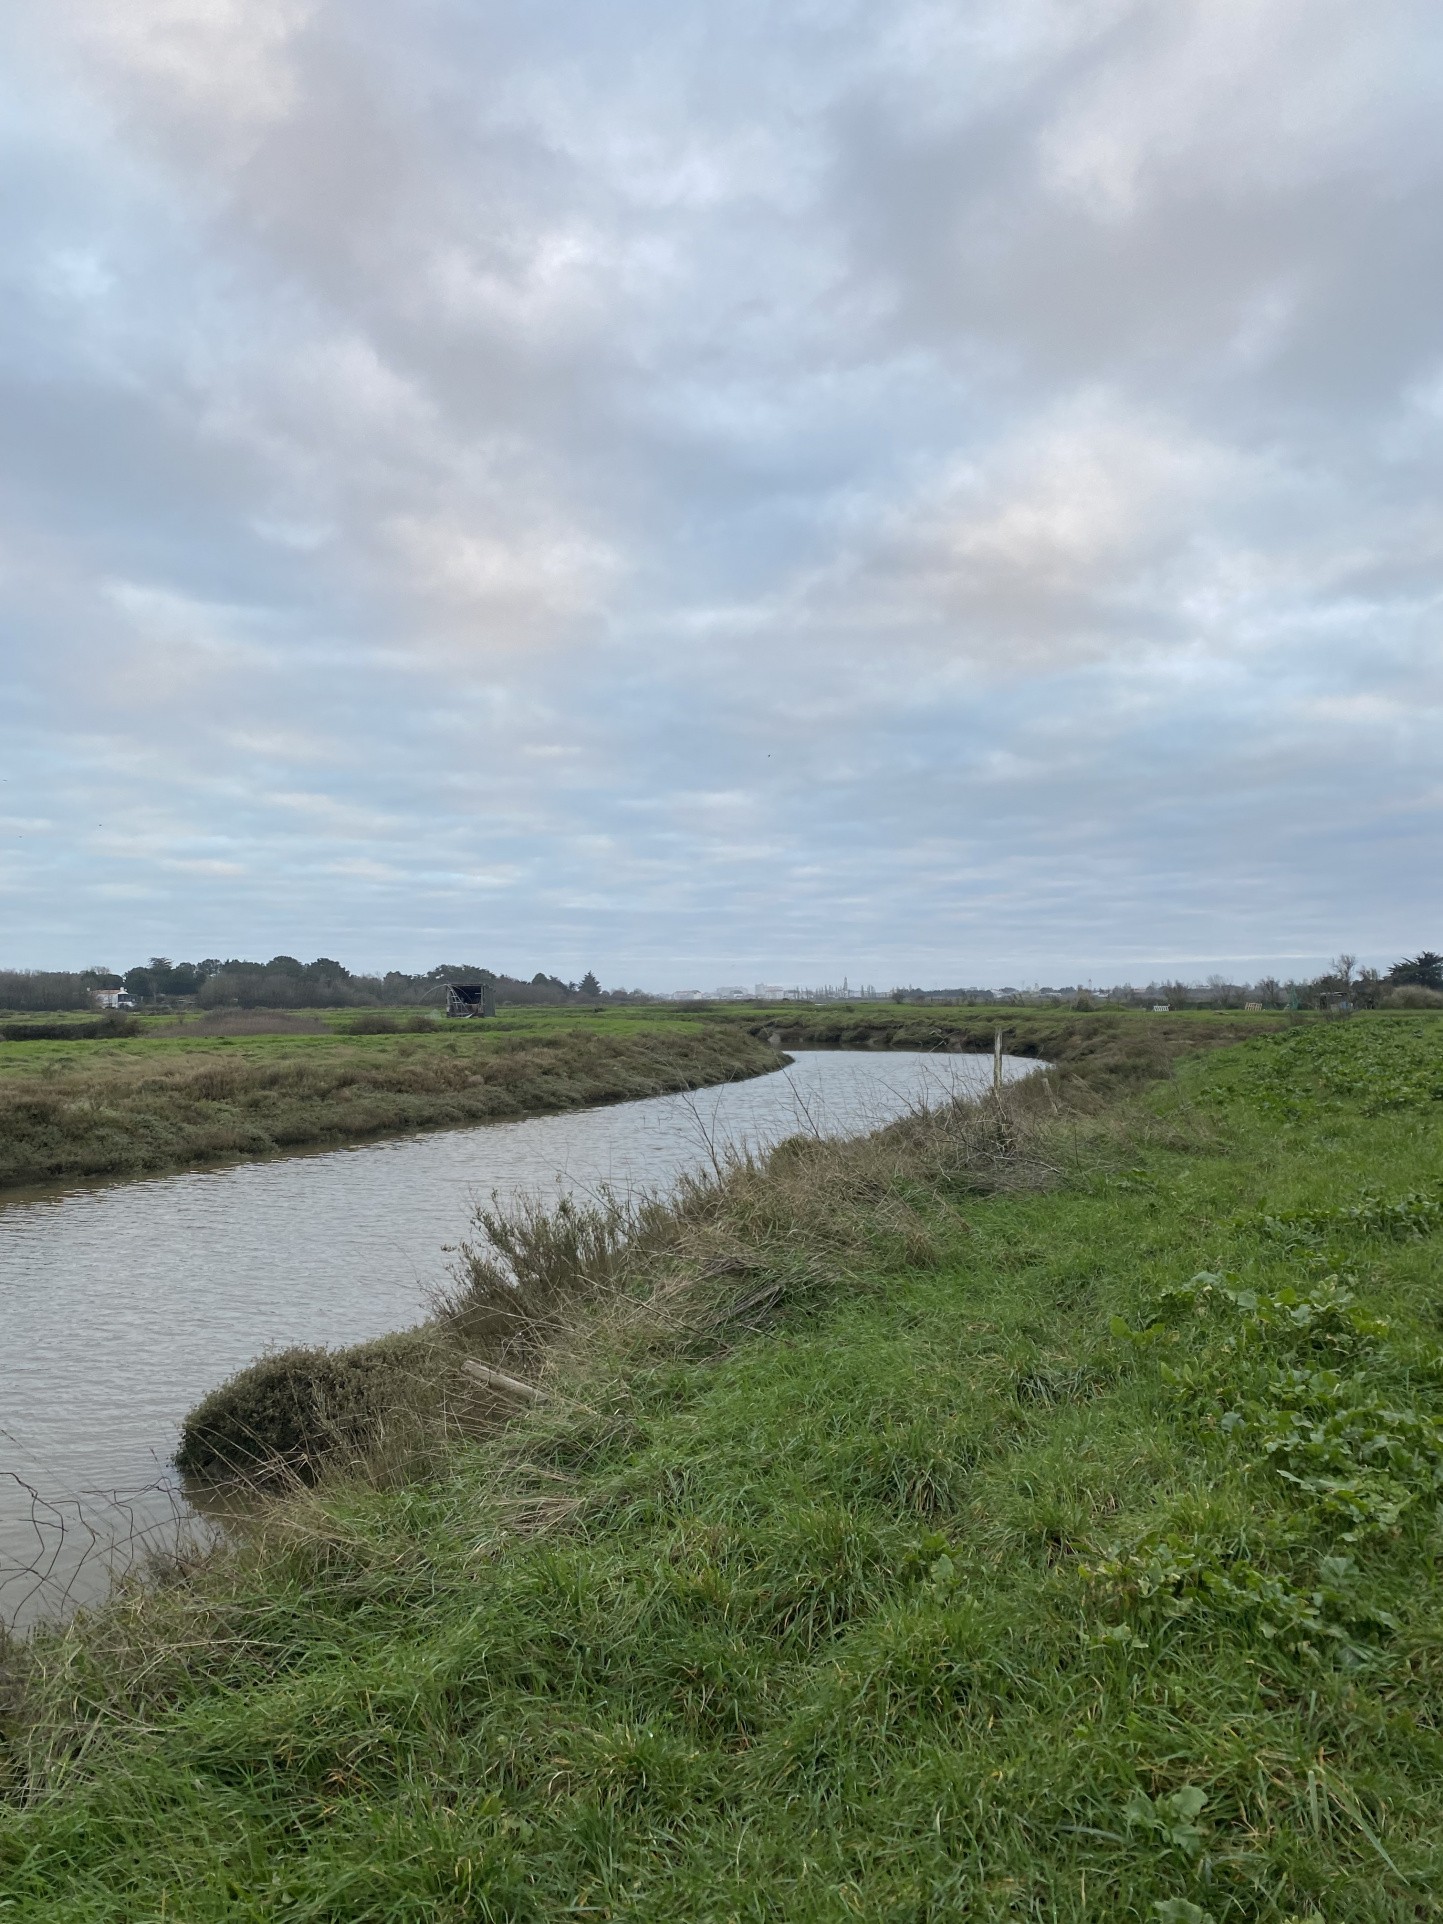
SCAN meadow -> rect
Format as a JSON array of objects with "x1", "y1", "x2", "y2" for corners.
[
  {"x1": 0, "y1": 1009, "x2": 784, "y2": 1192},
  {"x1": 4, "y1": 1014, "x2": 1442, "y2": 1918}
]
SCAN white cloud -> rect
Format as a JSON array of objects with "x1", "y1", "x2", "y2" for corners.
[
  {"x1": 54, "y1": 0, "x2": 315, "y2": 155},
  {"x1": 383, "y1": 512, "x2": 621, "y2": 644},
  {"x1": 1036, "y1": 0, "x2": 1421, "y2": 220},
  {"x1": 769, "y1": 395, "x2": 1242, "y2": 671}
]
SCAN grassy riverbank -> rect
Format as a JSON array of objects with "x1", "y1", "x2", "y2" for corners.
[
  {"x1": 0, "y1": 1016, "x2": 784, "y2": 1192},
  {"x1": 6, "y1": 1016, "x2": 1443, "y2": 1918},
  {"x1": 731, "y1": 1005, "x2": 1288, "y2": 1097}
]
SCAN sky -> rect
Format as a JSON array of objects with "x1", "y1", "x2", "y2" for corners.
[{"x1": 2, "y1": 1, "x2": 1440, "y2": 990}]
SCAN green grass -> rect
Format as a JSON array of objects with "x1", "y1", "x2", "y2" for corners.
[
  {"x1": 5, "y1": 1018, "x2": 1443, "y2": 1918},
  {"x1": 0, "y1": 1014, "x2": 782, "y2": 1192}
]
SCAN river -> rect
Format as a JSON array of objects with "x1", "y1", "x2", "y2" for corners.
[{"x1": 0, "y1": 1048, "x2": 1033, "y2": 1627}]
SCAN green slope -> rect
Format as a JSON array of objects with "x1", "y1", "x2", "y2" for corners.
[{"x1": 4, "y1": 1017, "x2": 1443, "y2": 1920}]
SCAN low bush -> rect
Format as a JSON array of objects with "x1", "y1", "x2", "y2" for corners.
[
  {"x1": 0, "y1": 1016, "x2": 139, "y2": 1042},
  {"x1": 175, "y1": 1332, "x2": 449, "y2": 1484}
]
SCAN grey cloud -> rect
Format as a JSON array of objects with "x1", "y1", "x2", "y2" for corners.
[{"x1": 1, "y1": 1, "x2": 1440, "y2": 984}]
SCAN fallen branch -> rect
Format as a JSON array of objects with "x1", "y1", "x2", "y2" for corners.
[{"x1": 460, "y1": 1360, "x2": 549, "y2": 1403}]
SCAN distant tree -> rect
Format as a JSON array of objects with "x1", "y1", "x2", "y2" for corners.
[
  {"x1": 149, "y1": 960, "x2": 203, "y2": 997},
  {"x1": 123, "y1": 967, "x2": 155, "y2": 1001},
  {"x1": 1256, "y1": 976, "x2": 1281, "y2": 1008},
  {"x1": 0, "y1": 971, "x2": 92, "y2": 1011},
  {"x1": 1389, "y1": 951, "x2": 1443, "y2": 990},
  {"x1": 1354, "y1": 967, "x2": 1384, "y2": 1009},
  {"x1": 579, "y1": 970, "x2": 600, "y2": 997}
]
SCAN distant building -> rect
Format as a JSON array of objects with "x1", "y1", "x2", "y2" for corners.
[
  {"x1": 446, "y1": 983, "x2": 495, "y2": 1018},
  {"x1": 753, "y1": 983, "x2": 787, "y2": 999},
  {"x1": 91, "y1": 988, "x2": 134, "y2": 1010},
  {"x1": 713, "y1": 986, "x2": 750, "y2": 1000},
  {"x1": 1152, "y1": 1003, "x2": 1170, "y2": 1012},
  {"x1": 1244, "y1": 1001, "x2": 1262, "y2": 1012}
]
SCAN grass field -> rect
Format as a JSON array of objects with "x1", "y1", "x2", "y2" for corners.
[
  {"x1": 0, "y1": 1011, "x2": 784, "y2": 1192},
  {"x1": 4, "y1": 1014, "x2": 1443, "y2": 1918}
]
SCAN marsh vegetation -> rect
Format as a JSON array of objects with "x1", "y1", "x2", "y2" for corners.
[
  {"x1": 7, "y1": 1016, "x2": 1443, "y2": 1915},
  {"x1": 0, "y1": 1014, "x2": 784, "y2": 1191}
]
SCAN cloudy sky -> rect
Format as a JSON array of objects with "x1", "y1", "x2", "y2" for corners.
[{"x1": 2, "y1": 1, "x2": 1439, "y2": 988}]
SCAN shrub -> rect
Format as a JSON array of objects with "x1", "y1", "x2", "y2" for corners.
[
  {"x1": 1383, "y1": 985, "x2": 1443, "y2": 1009},
  {"x1": 0, "y1": 1016, "x2": 139, "y2": 1041},
  {"x1": 175, "y1": 1331, "x2": 448, "y2": 1484}
]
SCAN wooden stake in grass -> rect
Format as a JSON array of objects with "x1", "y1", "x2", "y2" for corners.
[
  {"x1": 993, "y1": 1026, "x2": 1003, "y2": 1096},
  {"x1": 460, "y1": 1360, "x2": 549, "y2": 1404}
]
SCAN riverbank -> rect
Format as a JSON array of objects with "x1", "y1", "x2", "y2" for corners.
[
  {"x1": 5, "y1": 1015, "x2": 1443, "y2": 1917},
  {"x1": 731, "y1": 1003, "x2": 1288, "y2": 1091},
  {"x1": 0, "y1": 1017, "x2": 785, "y2": 1192}
]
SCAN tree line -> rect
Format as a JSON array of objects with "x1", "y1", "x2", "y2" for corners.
[
  {"x1": 0, "y1": 958, "x2": 629, "y2": 1013},
  {"x1": 2, "y1": 950, "x2": 1438, "y2": 1015},
  {"x1": 864, "y1": 952, "x2": 1443, "y2": 1011}
]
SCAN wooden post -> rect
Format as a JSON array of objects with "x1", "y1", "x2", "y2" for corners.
[
  {"x1": 993, "y1": 1027, "x2": 1003, "y2": 1095},
  {"x1": 461, "y1": 1360, "x2": 547, "y2": 1403}
]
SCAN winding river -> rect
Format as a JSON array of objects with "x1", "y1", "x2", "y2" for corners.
[{"x1": 0, "y1": 1049, "x2": 1034, "y2": 1627}]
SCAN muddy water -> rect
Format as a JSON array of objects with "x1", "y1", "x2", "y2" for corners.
[{"x1": 0, "y1": 1049, "x2": 1033, "y2": 1626}]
